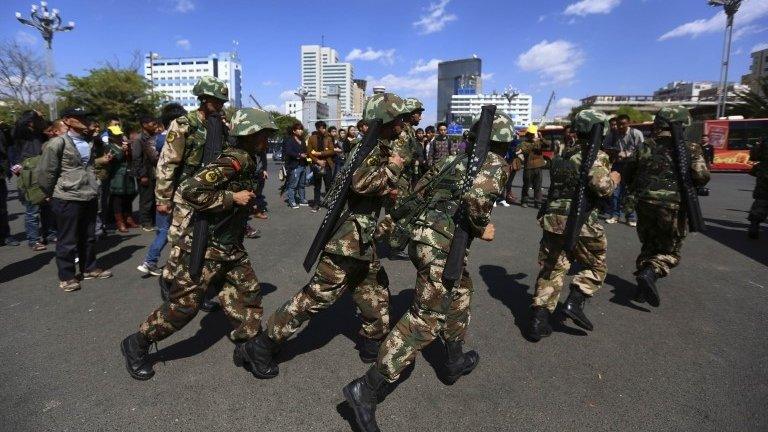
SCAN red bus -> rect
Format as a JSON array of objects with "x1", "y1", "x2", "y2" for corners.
[{"x1": 705, "y1": 119, "x2": 767, "y2": 172}]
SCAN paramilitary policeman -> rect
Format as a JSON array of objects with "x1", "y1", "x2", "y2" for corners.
[
  {"x1": 233, "y1": 93, "x2": 410, "y2": 379},
  {"x1": 120, "y1": 108, "x2": 277, "y2": 380},
  {"x1": 342, "y1": 112, "x2": 512, "y2": 432},
  {"x1": 528, "y1": 109, "x2": 620, "y2": 342},
  {"x1": 155, "y1": 76, "x2": 230, "y2": 312},
  {"x1": 623, "y1": 106, "x2": 710, "y2": 307},
  {"x1": 748, "y1": 135, "x2": 768, "y2": 239}
]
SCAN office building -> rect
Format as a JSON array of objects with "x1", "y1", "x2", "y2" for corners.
[
  {"x1": 741, "y1": 47, "x2": 768, "y2": 95},
  {"x1": 579, "y1": 95, "x2": 717, "y2": 116},
  {"x1": 437, "y1": 58, "x2": 482, "y2": 122},
  {"x1": 653, "y1": 81, "x2": 715, "y2": 101},
  {"x1": 284, "y1": 100, "x2": 302, "y2": 119},
  {"x1": 145, "y1": 52, "x2": 242, "y2": 111},
  {"x1": 352, "y1": 79, "x2": 367, "y2": 115},
  {"x1": 449, "y1": 93, "x2": 533, "y2": 128},
  {"x1": 300, "y1": 44, "x2": 354, "y2": 113}
]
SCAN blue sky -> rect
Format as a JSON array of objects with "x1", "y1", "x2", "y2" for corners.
[{"x1": 3, "y1": 0, "x2": 768, "y2": 122}]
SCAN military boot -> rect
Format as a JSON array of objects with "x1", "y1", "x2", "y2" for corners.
[
  {"x1": 748, "y1": 221, "x2": 760, "y2": 239},
  {"x1": 343, "y1": 367, "x2": 387, "y2": 432},
  {"x1": 200, "y1": 298, "x2": 220, "y2": 312},
  {"x1": 564, "y1": 286, "x2": 594, "y2": 331},
  {"x1": 234, "y1": 332, "x2": 279, "y2": 379},
  {"x1": 443, "y1": 340, "x2": 479, "y2": 385},
  {"x1": 528, "y1": 307, "x2": 552, "y2": 342},
  {"x1": 636, "y1": 266, "x2": 660, "y2": 307},
  {"x1": 120, "y1": 332, "x2": 155, "y2": 380},
  {"x1": 358, "y1": 337, "x2": 382, "y2": 364}
]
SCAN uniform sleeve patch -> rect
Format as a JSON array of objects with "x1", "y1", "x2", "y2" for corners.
[
  {"x1": 230, "y1": 158, "x2": 242, "y2": 172},
  {"x1": 204, "y1": 170, "x2": 221, "y2": 183}
]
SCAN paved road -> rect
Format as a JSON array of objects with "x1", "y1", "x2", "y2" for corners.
[{"x1": 1, "y1": 167, "x2": 766, "y2": 432}]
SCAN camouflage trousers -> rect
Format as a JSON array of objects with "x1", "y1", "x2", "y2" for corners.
[
  {"x1": 636, "y1": 201, "x2": 687, "y2": 277},
  {"x1": 266, "y1": 252, "x2": 390, "y2": 344},
  {"x1": 533, "y1": 230, "x2": 608, "y2": 312},
  {"x1": 376, "y1": 242, "x2": 473, "y2": 382},
  {"x1": 160, "y1": 201, "x2": 193, "y2": 282},
  {"x1": 140, "y1": 246, "x2": 263, "y2": 343},
  {"x1": 748, "y1": 199, "x2": 768, "y2": 223}
]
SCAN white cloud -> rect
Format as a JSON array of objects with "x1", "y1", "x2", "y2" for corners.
[
  {"x1": 481, "y1": 72, "x2": 495, "y2": 82},
  {"x1": 176, "y1": 39, "x2": 191, "y2": 50},
  {"x1": 564, "y1": 0, "x2": 621, "y2": 16},
  {"x1": 659, "y1": 0, "x2": 768, "y2": 41},
  {"x1": 14, "y1": 31, "x2": 37, "y2": 46},
  {"x1": 262, "y1": 104, "x2": 279, "y2": 112},
  {"x1": 365, "y1": 73, "x2": 437, "y2": 98},
  {"x1": 174, "y1": 0, "x2": 195, "y2": 13},
  {"x1": 413, "y1": 0, "x2": 457, "y2": 35},
  {"x1": 410, "y1": 58, "x2": 442, "y2": 74},
  {"x1": 554, "y1": 97, "x2": 580, "y2": 115},
  {"x1": 280, "y1": 90, "x2": 298, "y2": 101},
  {"x1": 345, "y1": 48, "x2": 396, "y2": 65},
  {"x1": 538, "y1": 15, "x2": 547, "y2": 23},
  {"x1": 261, "y1": 80, "x2": 278, "y2": 87},
  {"x1": 517, "y1": 40, "x2": 584, "y2": 84},
  {"x1": 753, "y1": 42, "x2": 768, "y2": 52}
]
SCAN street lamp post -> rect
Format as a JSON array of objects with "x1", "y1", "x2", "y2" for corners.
[
  {"x1": 15, "y1": 1, "x2": 75, "y2": 119},
  {"x1": 708, "y1": 0, "x2": 742, "y2": 119}
]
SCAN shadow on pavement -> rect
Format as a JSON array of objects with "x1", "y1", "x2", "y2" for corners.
[
  {"x1": 606, "y1": 273, "x2": 650, "y2": 312},
  {"x1": 99, "y1": 245, "x2": 145, "y2": 269},
  {"x1": 703, "y1": 218, "x2": 768, "y2": 266},
  {"x1": 479, "y1": 265, "x2": 530, "y2": 337},
  {"x1": 0, "y1": 251, "x2": 55, "y2": 284},
  {"x1": 153, "y1": 310, "x2": 232, "y2": 362}
]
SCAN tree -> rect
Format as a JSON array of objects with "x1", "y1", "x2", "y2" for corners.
[
  {"x1": 731, "y1": 77, "x2": 768, "y2": 118},
  {"x1": 268, "y1": 110, "x2": 300, "y2": 138},
  {"x1": 614, "y1": 106, "x2": 653, "y2": 123},
  {"x1": 58, "y1": 67, "x2": 165, "y2": 131},
  {"x1": 0, "y1": 40, "x2": 47, "y2": 106}
]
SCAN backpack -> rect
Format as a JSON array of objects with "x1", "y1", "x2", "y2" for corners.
[{"x1": 17, "y1": 155, "x2": 46, "y2": 205}]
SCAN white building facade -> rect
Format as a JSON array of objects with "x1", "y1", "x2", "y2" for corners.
[
  {"x1": 144, "y1": 52, "x2": 242, "y2": 112},
  {"x1": 449, "y1": 93, "x2": 533, "y2": 128},
  {"x1": 300, "y1": 45, "x2": 353, "y2": 113}
]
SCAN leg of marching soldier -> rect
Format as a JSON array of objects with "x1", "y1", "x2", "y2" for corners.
[
  {"x1": 532, "y1": 231, "x2": 570, "y2": 312},
  {"x1": 635, "y1": 202, "x2": 684, "y2": 278},
  {"x1": 443, "y1": 267, "x2": 473, "y2": 343},
  {"x1": 570, "y1": 231, "x2": 608, "y2": 297},
  {"x1": 139, "y1": 247, "x2": 219, "y2": 342},
  {"x1": 351, "y1": 258, "x2": 391, "y2": 340},
  {"x1": 266, "y1": 252, "x2": 361, "y2": 343},
  {"x1": 219, "y1": 255, "x2": 263, "y2": 343}
]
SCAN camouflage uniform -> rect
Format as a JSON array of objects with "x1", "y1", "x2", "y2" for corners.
[
  {"x1": 624, "y1": 107, "x2": 710, "y2": 277},
  {"x1": 265, "y1": 94, "x2": 409, "y2": 345},
  {"x1": 140, "y1": 146, "x2": 263, "y2": 343},
  {"x1": 532, "y1": 142, "x2": 617, "y2": 311},
  {"x1": 375, "y1": 135, "x2": 508, "y2": 382},
  {"x1": 748, "y1": 138, "x2": 768, "y2": 229}
]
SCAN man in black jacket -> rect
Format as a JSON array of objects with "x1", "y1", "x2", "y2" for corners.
[
  {"x1": 282, "y1": 122, "x2": 308, "y2": 208},
  {"x1": 131, "y1": 116, "x2": 160, "y2": 231},
  {"x1": 0, "y1": 123, "x2": 18, "y2": 246}
]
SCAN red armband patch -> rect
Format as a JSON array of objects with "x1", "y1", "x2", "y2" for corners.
[{"x1": 230, "y1": 159, "x2": 241, "y2": 172}]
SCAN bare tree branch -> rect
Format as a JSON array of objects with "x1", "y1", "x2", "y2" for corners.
[{"x1": 0, "y1": 40, "x2": 47, "y2": 105}]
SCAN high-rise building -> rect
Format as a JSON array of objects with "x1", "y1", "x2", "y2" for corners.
[
  {"x1": 741, "y1": 47, "x2": 768, "y2": 96},
  {"x1": 437, "y1": 58, "x2": 482, "y2": 122},
  {"x1": 145, "y1": 52, "x2": 242, "y2": 112},
  {"x1": 284, "y1": 100, "x2": 302, "y2": 119},
  {"x1": 351, "y1": 79, "x2": 367, "y2": 115},
  {"x1": 449, "y1": 93, "x2": 533, "y2": 128},
  {"x1": 653, "y1": 81, "x2": 715, "y2": 101},
  {"x1": 300, "y1": 44, "x2": 353, "y2": 113}
]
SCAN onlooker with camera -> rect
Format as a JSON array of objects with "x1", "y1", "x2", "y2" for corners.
[
  {"x1": 131, "y1": 117, "x2": 160, "y2": 231},
  {"x1": 283, "y1": 122, "x2": 308, "y2": 209},
  {"x1": 37, "y1": 108, "x2": 112, "y2": 292}
]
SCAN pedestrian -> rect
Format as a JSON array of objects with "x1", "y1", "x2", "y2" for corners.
[
  {"x1": 603, "y1": 114, "x2": 644, "y2": 226},
  {"x1": 0, "y1": 122, "x2": 17, "y2": 246},
  {"x1": 121, "y1": 108, "x2": 277, "y2": 380},
  {"x1": 37, "y1": 107, "x2": 112, "y2": 292},
  {"x1": 342, "y1": 112, "x2": 512, "y2": 432},
  {"x1": 413, "y1": 127, "x2": 426, "y2": 181},
  {"x1": 137, "y1": 103, "x2": 187, "y2": 277},
  {"x1": 282, "y1": 122, "x2": 308, "y2": 209},
  {"x1": 528, "y1": 110, "x2": 619, "y2": 341},
  {"x1": 11, "y1": 110, "x2": 55, "y2": 250},
  {"x1": 307, "y1": 120, "x2": 335, "y2": 212},
  {"x1": 623, "y1": 106, "x2": 710, "y2": 307},
  {"x1": 131, "y1": 116, "x2": 160, "y2": 231},
  {"x1": 357, "y1": 119, "x2": 368, "y2": 140},
  {"x1": 344, "y1": 125, "x2": 359, "y2": 159},
  {"x1": 427, "y1": 122, "x2": 452, "y2": 166},
  {"x1": 105, "y1": 126, "x2": 138, "y2": 233},
  {"x1": 499, "y1": 130, "x2": 522, "y2": 206},
  {"x1": 517, "y1": 125, "x2": 546, "y2": 208},
  {"x1": 233, "y1": 93, "x2": 409, "y2": 380},
  {"x1": 747, "y1": 135, "x2": 767, "y2": 239},
  {"x1": 423, "y1": 125, "x2": 436, "y2": 168},
  {"x1": 335, "y1": 127, "x2": 347, "y2": 177}
]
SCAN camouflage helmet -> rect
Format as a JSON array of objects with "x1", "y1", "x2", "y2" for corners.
[
  {"x1": 653, "y1": 106, "x2": 692, "y2": 129},
  {"x1": 230, "y1": 108, "x2": 277, "y2": 137},
  {"x1": 363, "y1": 93, "x2": 409, "y2": 124},
  {"x1": 572, "y1": 109, "x2": 610, "y2": 134},
  {"x1": 404, "y1": 97, "x2": 425, "y2": 113},
  {"x1": 471, "y1": 110, "x2": 515, "y2": 143},
  {"x1": 192, "y1": 76, "x2": 229, "y2": 102}
]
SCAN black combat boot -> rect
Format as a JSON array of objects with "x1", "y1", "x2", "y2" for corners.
[
  {"x1": 234, "y1": 332, "x2": 279, "y2": 379},
  {"x1": 748, "y1": 221, "x2": 760, "y2": 239},
  {"x1": 120, "y1": 332, "x2": 155, "y2": 381},
  {"x1": 636, "y1": 266, "x2": 660, "y2": 307},
  {"x1": 343, "y1": 367, "x2": 387, "y2": 432},
  {"x1": 564, "y1": 286, "x2": 594, "y2": 331},
  {"x1": 159, "y1": 277, "x2": 171, "y2": 302},
  {"x1": 443, "y1": 340, "x2": 479, "y2": 385},
  {"x1": 528, "y1": 307, "x2": 552, "y2": 342},
  {"x1": 200, "y1": 298, "x2": 220, "y2": 312},
  {"x1": 358, "y1": 337, "x2": 382, "y2": 364}
]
